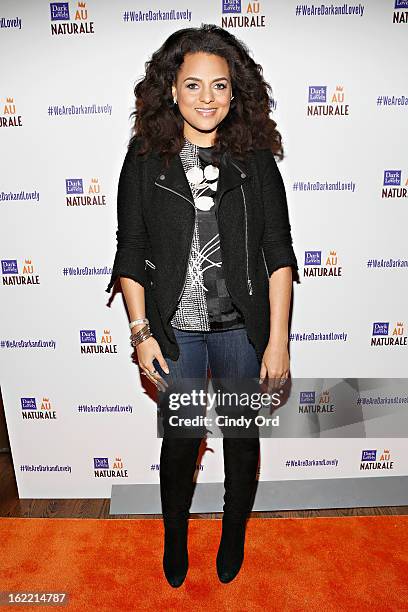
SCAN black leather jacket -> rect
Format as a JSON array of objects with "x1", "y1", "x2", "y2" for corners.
[{"x1": 106, "y1": 138, "x2": 299, "y2": 362}]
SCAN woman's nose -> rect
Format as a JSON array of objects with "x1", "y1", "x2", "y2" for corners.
[{"x1": 199, "y1": 87, "x2": 215, "y2": 103}]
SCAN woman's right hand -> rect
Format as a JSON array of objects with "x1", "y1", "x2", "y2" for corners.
[{"x1": 136, "y1": 333, "x2": 169, "y2": 391}]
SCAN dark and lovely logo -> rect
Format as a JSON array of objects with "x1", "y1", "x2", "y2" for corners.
[
  {"x1": 0, "y1": 97, "x2": 22, "y2": 128},
  {"x1": 382, "y1": 170, "x2": 407, "y2": 198},
  {"x1": 1, "y1": 259, "x2": 40, "y2": 286},
  {"x1": 360, "y1": 449, "x2": 394, "y2": 471},
  {"x1": 307, "y1": 85, "x2": 349, "y2": 116},
  {"x1": 371, "y1": 322, "x2": 407, "y2": 346},
  {"x1": 221, "y1": 0, "x2": 266, "y2": 28},
  {"x1": 65, "y1": 177, "x2": 106, "y2": 206},
  {"x1": 93, "y1": 457, "x2": 128, "y2": 478},
  {"x1": 303, "y1": 250, "x2": 342, "y2": 277},
  {"x1": 21, "y1": 397, "x2": 57, "y2": 420},
  {"x1": 298, "y1": 390, "x2": 335, "y2": 414},
  {"x1": 80, "y1": 329, "x2": 117, "y2": 354},
  {"x1": 393, "y1": 0, "x2": 408, "y2": 23},
  {"x1": 50, "y1": 1, "x2": 94, "y2": 35}
]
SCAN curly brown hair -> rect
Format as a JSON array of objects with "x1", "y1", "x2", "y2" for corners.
[{"x1": 129, "y1": 23, "x2": 284, "y2": 167}]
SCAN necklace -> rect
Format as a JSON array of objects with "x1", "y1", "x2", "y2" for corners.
[{"x1": 183, "y1": 140, "x2": 219, "y2": 211}]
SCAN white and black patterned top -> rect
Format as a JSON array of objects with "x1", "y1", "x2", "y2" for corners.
[{"x1": 170, "y1": 137, "x2": 245, "y2": 332}]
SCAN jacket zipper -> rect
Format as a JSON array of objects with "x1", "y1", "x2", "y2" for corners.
[
  {"x1": 153, "y1": 181, "x2": 195, "y2": 207},
  {"x1": 261, "y1": 247, "x2": 270, "y2": 279},
  {"x1": 174, "y1": 208, "x2": 196, "y2": 307},
  {"x1": 154, "y1": 180, "x2": 196, "y2": 320},
  {"x1": 241, "y1": 184, "x2": 253, "y2": 295},
  {"x1": 145, "y1": 259, "x2": 156, "y2": 270}
]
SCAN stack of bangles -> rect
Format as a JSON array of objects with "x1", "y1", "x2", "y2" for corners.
[{"x1": 129, "y1": 317, "x2": 153, "y2": 347}]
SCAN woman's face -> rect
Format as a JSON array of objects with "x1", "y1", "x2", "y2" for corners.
[{"x1": 172, "y1": 51, "x2": 232, "y2": 143}]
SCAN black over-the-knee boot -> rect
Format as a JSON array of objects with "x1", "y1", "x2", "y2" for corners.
[
  {"x1": 159, "y1": 435, "x2": 202, "y2": 587},
  {"x1": 216, "y1": 436, "x2": 260, "y2": 583}
]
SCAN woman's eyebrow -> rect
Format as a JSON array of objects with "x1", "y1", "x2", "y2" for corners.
[{"x1": 183, "y1": 76, "x2": 229, "y2": 83}]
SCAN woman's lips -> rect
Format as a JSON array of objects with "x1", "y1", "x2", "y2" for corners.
[{"x1": 195, "y1": 108, "x2": 217, "y2": 117}]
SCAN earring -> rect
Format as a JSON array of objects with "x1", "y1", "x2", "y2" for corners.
[
  {"x1": 173, "y1": 97, "x2": 178, "y2": 105},
  {"x1": 231, "y1": 96, "x2": 234, "y2": 100}
]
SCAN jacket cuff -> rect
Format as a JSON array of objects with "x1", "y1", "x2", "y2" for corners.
[
  {"x1": 263, "y1": 241, "x2": 299, "y2": 278},
  {"x1": 105, "y1": 249, "x2": 147, "y2": 293}
]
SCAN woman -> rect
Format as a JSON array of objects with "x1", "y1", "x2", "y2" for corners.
[{"x1": 106, "y1": 24, "x2": 299, "y2": 587}]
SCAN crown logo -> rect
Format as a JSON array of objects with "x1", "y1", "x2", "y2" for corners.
[
  {"x1": 115, "y1": 457, "x2": 122, "y2": 462},
  {"x1": 41, "y1": 398, "x2": 51, "y2": 410},
  {"x1": 6, "y1": 97, "x2": 14, "y2": 103},
  {"x1": 319, "y1": 390, "x2": 330, "y2": 403},
  {"x1": 329, "y1": 250, "x2": 337, "y2": 256},
  {"x1": 103, "y1": 329, "x2": 111, "y2": 335},
  {"x1": 91, "y1": 178, "x2": 99, "y2": 183},
  {"x1": 383, "y1": 449, "x2": 389, "y2": 454},
  {"x1": 78, "y1": 1, "x2": 86, "y2": 7},
  {"x1": 24, "y1": 259, "x2": 32, "y2": 264},
  {"x1": 336, "y1": 85, "x2": 344, "y2": 91},
  {"x1": 396, "y1": 322, "x2": 403, "y2": 327}
]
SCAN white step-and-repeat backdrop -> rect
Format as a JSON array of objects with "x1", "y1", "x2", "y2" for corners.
[{"x1": 1, "y1": 0, "x2": 407, "y2": 499}]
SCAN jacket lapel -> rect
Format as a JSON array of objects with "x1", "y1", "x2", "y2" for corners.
[
  {"x1": 153, "y1": 148, "x2": 250, "y2": 213},
  {"x1": 214, "y1": 152, "x2": 249, "y2": 216}
]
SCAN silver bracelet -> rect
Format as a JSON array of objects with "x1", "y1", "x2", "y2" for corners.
[{"x1": 129, "y1": 318, "x2": 149, "y2": 330}]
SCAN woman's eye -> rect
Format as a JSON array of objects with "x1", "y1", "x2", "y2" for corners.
[{"x1": 186, "y1": 83, "x2": 228, "y2": 90}]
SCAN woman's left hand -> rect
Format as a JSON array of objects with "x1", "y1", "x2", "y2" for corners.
[{"x1": 259, "y1": 339, "x2": 290, "y2": 391}]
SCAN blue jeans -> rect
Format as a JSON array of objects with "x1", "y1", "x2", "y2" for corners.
[{"x1": 154, "y1": 326, "x2": 262, "y2": 439}]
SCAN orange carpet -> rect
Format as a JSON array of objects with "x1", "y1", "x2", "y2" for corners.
[{"x1": 0, "y1": 516, "x2": 408, "y2": 611}]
